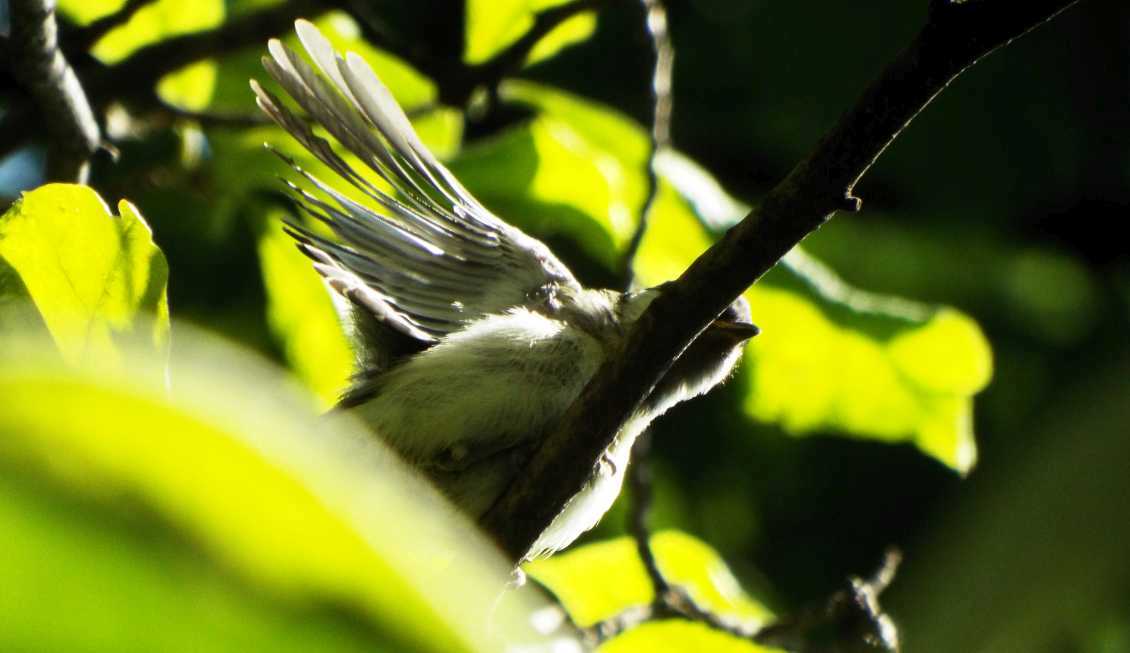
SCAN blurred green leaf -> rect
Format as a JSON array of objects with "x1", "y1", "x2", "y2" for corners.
[
  {"x1": 0, "y1": 184, "x2": 169, "y2": 371},
  {"x1": 54, "y1": 0, "x2": 125, "y2": 24},
  {"x1": 57, "y1": 0, "x2": 225, "y2": 109},
  {"x1": 465, "y1": 0, "x2": 596, "y2": 65},
  {"x1": 258, "y1": 215, "x2": 353, "y2": 407},
  {"x1": 0, "y1": 330, "x2": 556, "y2": 653},
  {"x1": 450, "y1": 81, "x2": 649, "y2": 269},
  {"x1": 600, "y1": 621, "x2": 776, "y2": 653},
  {"x1": 635, "y1": 153, "x2": 992, "y2": 472},
  {"x1": 527, "y1": 531, "x2": 774, "y2": 630}
]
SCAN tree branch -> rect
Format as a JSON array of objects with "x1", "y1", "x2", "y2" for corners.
[
  {"x1": 0, "y1": 0, "x2": 332, "y2": 163},
  {"x1": 481, "y1": 0, "x2": 1082, "y2": 561},
  {"x1": 6, "y1": 0, "x2": 100, "y2": 182}
]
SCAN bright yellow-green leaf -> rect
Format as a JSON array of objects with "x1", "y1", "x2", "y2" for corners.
[
  {"x1": 55, "y1": 0, "x2": 125, "y2": 24},
  {"x1": 525, "y1": 13, "x2": 597, "y2": 66},
  {"x1": 466, "y1": 0, "x2": 533, "y2": 65},
  {"x1": 527, "y1": 531, "x2": 773, "y2": 630},
  {"x1": 157, "y1": 60, "x2": 219, "y2": 111},
  {"x1": 0, "y1": 184, "x2": 169, "y2": 371},
  {"x1": 87, "y1": 0, "x2": 223, "y2": 63},
  {"x1": 466, "y1": 0, "x2": 594, "y2": 65},
  {"x1": 0, "y1": 330, "x2": 555, "y2": 653},
  {"x1": 635, "y1": 152, "x2": 992, "y2": 473},
  {"x1": 600, "y1": 621, "x2": 778, "y2": 653},
  {"x1": 59, "y1": 0, "x2": 226, "y2": 109},
  {"x1": 449, "y1": 82, "x2": 649, "y2": 269},
  {"x1": 259, "y1": 217, "x2": 354, "y2": 407}
]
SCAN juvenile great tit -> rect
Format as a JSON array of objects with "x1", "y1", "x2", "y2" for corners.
[{"x1": 251, "y1": 20, "x2": 757, "y2": 559}]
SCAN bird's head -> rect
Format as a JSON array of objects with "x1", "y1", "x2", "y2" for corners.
[{"x1": 616, "y1": 286, "x2": 758, "y2": 415}]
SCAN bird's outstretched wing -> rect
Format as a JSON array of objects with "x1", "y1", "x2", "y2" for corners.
[{"x1": 251, "y1": 20, "x2": 581, "y2": 345}]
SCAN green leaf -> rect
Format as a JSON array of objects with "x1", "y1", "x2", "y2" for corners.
[
  {"x1": 635, "y1": 152, "x2": 992, "y2": 472},
  {"x1": 464, "y1": 0, "x2": 596, "y2": 65},
  {"x1": 599, "y1": 621, "x2": 776, "y2": 653},
  {"x1": 57, "y1": 0, "x2": 225, "y2": 109},
  {"x1": 527, "y1": 531, "x2": 774, "y2": 630},
  {"x1": 0, "y1": 330, "x2": 558, "y2": 653},
  {"x1": 0, "y1": 184, "x2": 170, "y2": 371},
  {"x1": 258, "y1": 215, "x2": 354, "y2": 407},
  {"x1": 449, "y1": 82, "x2": 649, "y2": 270},
  {"x1": 54, "y1": 0, "x2": 127, "y2": 25}
]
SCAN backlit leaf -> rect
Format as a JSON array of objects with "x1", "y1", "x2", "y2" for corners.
[
  {"x1": 527, "y1": 531, "x2": 773, "y2": 630},
  {"x1": 634, "y1": 152, "x2": 992, "y2": 472},
  {"x1": 0, "y1": 184, "x2": 169, "y2": 371},
  {"x1": 465, "y1": 0, "x2": 596, "y2": 65},
  {"x1": 0, "y1": 330, "x2": 557, "y2": 653}
]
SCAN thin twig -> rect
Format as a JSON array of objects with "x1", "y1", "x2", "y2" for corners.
[
  {"x1": 621, "y1": 0, "x2": 677, "y2": 611},
  {"x1": 581, "y1": 549, "x2": 903, "y2": 652},
  {"x1": 6, "y1": 0, "x2": 100, "y2": 182},
  {"x1": 626, "y1": 433, "x2": 673, "y2": 600},
  {"x1": 619, "y1": 0, "x2": 674, "y2": 287},
  {"x1": 481, "y1": 0, "x2": 1082, "y2": 562},
  {"x1": 753, "y1": 549, "x2": 902, "y2": 652},
  {"x1": 67, "y1": 0, "x2": 158, "y2": 51}
]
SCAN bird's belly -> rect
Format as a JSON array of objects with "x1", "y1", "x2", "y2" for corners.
[{"x1": 525, "y1": 434, "x2": 635, "y2": 559}]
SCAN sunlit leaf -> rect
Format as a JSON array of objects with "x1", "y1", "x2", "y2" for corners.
[
  {"x1": 57, "y1": 0, "x2": 225, "y2": 109},
  {"x1": 259, "y1": 215, "x2": 353, "y2": 407},
  {"x1": 634, "y1": 152, "x2": 992, "y2": 472},
  {"x1": 527, "y1": 531, "x2": 773, "y2": 630},
  {"x1": 0, "y1": 184, "x2": 169, "y2": 371},
  {"x1": 600, "y1": 621, "x2": 777, "y2": 653},
  {"x1": 54, "y1": 0, "x2": 125, "y2": 25},
  {"x1": 526, "y1": 13, "x2": 597, "y2": 66},
  {"x1": 450, "y1": 81, "x2": 649, "y2": 269},
  {"x1": 0, "y1": 330, "x2": 558, "y2": 653},
  {"x1": 84, "y1": 0, "x2": 223, "y2": 63},
  {"x1": 465, "y1": 0, "x2": 595, "y2": 66}
]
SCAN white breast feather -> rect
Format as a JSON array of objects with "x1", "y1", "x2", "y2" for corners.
[{"x1": 354, "y1": 308, "x2": 604, "y2": 464}]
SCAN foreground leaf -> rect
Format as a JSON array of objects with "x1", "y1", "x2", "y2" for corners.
[
  {"x1": 0, "y1": 329, "x2": 558, "y2": 652},
  {"x1": 0, "y1": 184, "x2": 170, "y2": 370}
]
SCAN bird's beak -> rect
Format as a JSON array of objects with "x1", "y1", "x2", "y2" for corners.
[{"x1": 709, "y1": 317, "x2": 760, "y2": 342}]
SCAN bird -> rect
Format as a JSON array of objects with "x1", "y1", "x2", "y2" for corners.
[{"x1": 251, "y1": 20, "x2": 758, "y2": 560}]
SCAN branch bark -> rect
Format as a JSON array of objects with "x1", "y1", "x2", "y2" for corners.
[
  {"x1": 481, "y1": 0, "x2": 1082, "y2": 561},
  {"x1": 6, "y1": 0, "x2": 100, "y2": 182},
  {"x1": 0, "y1": 0, "x2": 332, "y2": 162}
]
